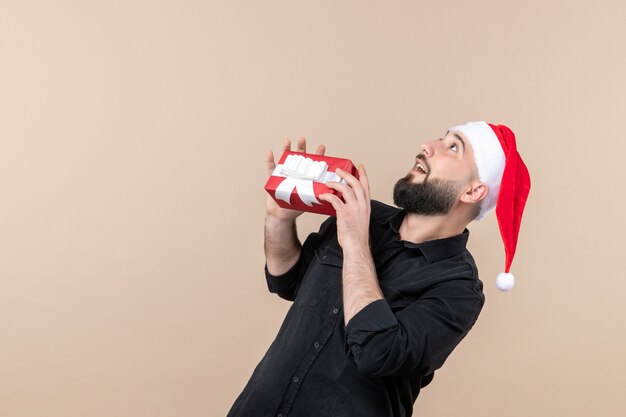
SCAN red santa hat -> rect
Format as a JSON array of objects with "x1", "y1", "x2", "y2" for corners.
[{"x1": 447, "y1": 121, "x2": 531, "y2": 291}]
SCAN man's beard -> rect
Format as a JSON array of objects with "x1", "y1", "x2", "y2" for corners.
[{"x1": 392, "y1": 173, "x2": 462, "y2": 215}]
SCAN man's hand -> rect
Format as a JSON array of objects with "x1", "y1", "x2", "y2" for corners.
[
  {"x1": 318, "y1": 165, "x2": 371, "y2": 250},
  {"x1": 265, "y1": 137, "x2": 326, "y2": 221}
]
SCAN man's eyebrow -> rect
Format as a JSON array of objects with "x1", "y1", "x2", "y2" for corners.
[{"x1": 445, "y1": 130, "x2": 466, "y2": 155}]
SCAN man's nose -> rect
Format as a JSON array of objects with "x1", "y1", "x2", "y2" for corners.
[{"x1": 420, "y1": 140, "x2": 437, "y2": 158}]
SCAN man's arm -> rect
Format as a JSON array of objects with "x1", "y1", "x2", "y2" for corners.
[
  {"x1": 342, "y1": 243, "x2": 384, "y2": 325},
  {"x1": 317, "y1": 167, "x2": 384, "y2": 325},
  {"x1": 263, "y1": 136, "x2": 327, "y2": 291},
  {"x1": 264, "y1": 214, "x2": 301, "y2": 276}
]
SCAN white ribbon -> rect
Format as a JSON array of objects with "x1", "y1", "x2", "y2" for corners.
[{"x1": 272, "y1": 154, "x2": 345, "y2": 206}]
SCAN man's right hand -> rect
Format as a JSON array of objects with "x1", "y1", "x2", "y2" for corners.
[{"x1": 265, "y1": 137, "x2": 326, "y2": 221}]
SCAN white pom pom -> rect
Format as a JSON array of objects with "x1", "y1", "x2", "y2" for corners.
[{"x1": 496, "y1": 272, "x2": 515, "y2": 291}]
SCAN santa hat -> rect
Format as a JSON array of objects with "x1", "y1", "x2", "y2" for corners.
[{"x1": 447, "y1": 121, "x2": 531, "y2": 291}]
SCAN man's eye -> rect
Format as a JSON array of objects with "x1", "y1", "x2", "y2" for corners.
[{"x1": 449, "y1": 143, "x2": 457, "y2": 151}]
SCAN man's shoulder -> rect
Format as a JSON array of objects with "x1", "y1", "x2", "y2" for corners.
[{"x1": 370, "y1": 199, "x2": 400, "y2": 222}]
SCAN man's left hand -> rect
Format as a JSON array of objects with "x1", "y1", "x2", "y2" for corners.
[{"x1": 318, "y1": 164, "x2": 371, "y2": 250}]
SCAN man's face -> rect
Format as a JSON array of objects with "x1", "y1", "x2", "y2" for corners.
[{"x1": 393, "y1": 129, "x2": 479, "y2": 215}]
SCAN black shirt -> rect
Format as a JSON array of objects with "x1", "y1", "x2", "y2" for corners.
[{"x1": 228, "y1": 200, "x2": 485, "y2": 417}]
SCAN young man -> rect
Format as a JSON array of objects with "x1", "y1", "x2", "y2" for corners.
[{"x1": 228, "y1": 121, "x2": 531, "y2": 417}]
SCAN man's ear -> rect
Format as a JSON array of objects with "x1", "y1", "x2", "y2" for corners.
[{"x1": 460, "y1": 181, "x2": 489, "y2": 205}]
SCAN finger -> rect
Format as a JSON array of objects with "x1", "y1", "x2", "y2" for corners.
[
  {"x1": 297, "y1": 137, "x2": 306, "y2": 153},
  {"x1": 266, "y1": 150, "x2": 276, "y2": 176},
  {"x1": 358, "y1": 164, "x2": 371, "y2": 200},
  {"x1": 315, "y1": 144, "x2": 326, "y2": 156},
  {"x1": 283, "y1": 138, "x2": 291, "y2": 151},
  {"x1": 325, "y1": 181, "x2": 356, "y2": 205},
  {"x1": 336, "y1": 169, "x2": 366, "y2": 202},
  {"x1": 318, "y1": 193, "x2": 344, "y2": 211}
]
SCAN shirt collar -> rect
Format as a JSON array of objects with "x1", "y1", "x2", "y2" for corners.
[{"x1": 377, "y1": 208, "x2": 470, "y2": 264}]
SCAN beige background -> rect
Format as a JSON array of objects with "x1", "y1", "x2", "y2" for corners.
[{"x1": 1, "y1": 1, "x2": 624, "y2": 416}]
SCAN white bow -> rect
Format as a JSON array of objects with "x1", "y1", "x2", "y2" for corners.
[{"x1": 272, "y1": 154, "x2": 343, "y2": 206}]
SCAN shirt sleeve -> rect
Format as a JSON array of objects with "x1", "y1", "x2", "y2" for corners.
[
  {"x1": 265, "y1": 215, "x2": 336, "y2": 301},
  {"x1": 344, "y1": 280, "x2": 484, "y2": 377}
]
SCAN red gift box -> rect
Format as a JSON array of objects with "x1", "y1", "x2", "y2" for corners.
[{"x1": 264, "y1": 150, "x2": 359, "y2": 216}]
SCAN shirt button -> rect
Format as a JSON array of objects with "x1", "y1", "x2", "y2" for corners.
[
  {"x1": 293, "y1": 376, "x2": 299, "y2": 383},
  {"x1": 323, "y1": 255, "x2": 327, "y2": 259},
  {"x1": 314, "y1": 342, "x2": 320, "y2": 348},
  {"x1": 332, "y1": 308, "x2": 339, "y2": 314}
]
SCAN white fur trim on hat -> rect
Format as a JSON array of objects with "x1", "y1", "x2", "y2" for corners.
[{"x1": 447, "y1": 121, "x2": 506, "y2": 221}]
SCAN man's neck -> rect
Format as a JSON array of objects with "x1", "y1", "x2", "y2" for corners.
[{"x1": 399, "y1": 211, "x2": 467, "y2": 244}]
